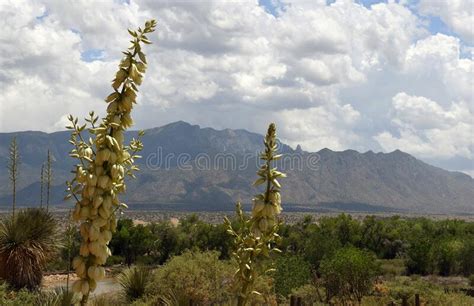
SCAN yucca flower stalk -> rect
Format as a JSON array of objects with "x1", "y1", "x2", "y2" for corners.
[
  {"x1": 7, "y1": 136, "x2": 20, "y2": 219},
  {"x1": 65, "y1": 19, "x2": 156, "y2": 305},
  {"x1": 46, "y1": 150, "x2": 53, "y2": 211},
  {"x1": 225, "y1": 123, "x2": 286, "y2": 306},
  {"x1": 40, "y1": 163, "x2": 45, "y2": 208}
]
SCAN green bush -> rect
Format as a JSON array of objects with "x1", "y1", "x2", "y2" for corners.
[
  {"x1": 379, "y1": 259, "x2": 406, "y2": 277},
  {"x1": 406, "y1": 236, "x2": 435, "y2": 275},
  {"x1": 320, "y1": 247, "x2": 380, "y2": 303},
  {"x1": 468, "y1": 275, "x2": 474, "y2": 287},
  {"x1": 460, "y1": 240, "x2": 474, "y2": 276},
  {"x1": 433, "y1": 238, "x2": 463, "y2": 276},
  {"x1": 145, "y1": 251, "x2": 234, "y2": 304},
  {"x1": 291, "y1": 284, "x2": 324, "y2": 305},
  {"x1": 386, "y1": 276, "x2": 474, "y2": 305},
  {"x1": 35, "y1": 286, "x2": 78, "y2": 306},
  {"x1": 274, "y1": 255, "x2": 312, "y2": 298},
  {"x1": 0, "y1": 282, "x2": 37, "y2": 306}
]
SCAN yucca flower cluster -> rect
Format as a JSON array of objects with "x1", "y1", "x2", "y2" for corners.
[
  {"x1": 251, "y1": 123, "x2": 285, "y2": 236},
  {"x1": 225, "y1": 123, "x2": 285, "y2": 305},
  {"x1": 65, "y1": 20, "x2": 156, "y2": 304}
]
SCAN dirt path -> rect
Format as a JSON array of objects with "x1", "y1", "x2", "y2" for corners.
[{"x1": 43, "y1": 273, "x2": 121, "y2": 297}]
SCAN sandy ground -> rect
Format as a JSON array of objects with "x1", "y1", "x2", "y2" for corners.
[{"x1": 43, "y1": 273, "x2": 121, "y2": 297}]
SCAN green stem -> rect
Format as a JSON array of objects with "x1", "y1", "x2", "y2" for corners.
[{"x1": 80, "y1": 293, "x2": 89, "y2": 306}]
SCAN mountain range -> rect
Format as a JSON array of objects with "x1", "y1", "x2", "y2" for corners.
[{"x1": 0, "y1": 121, "x2": 473, "y2": 214}]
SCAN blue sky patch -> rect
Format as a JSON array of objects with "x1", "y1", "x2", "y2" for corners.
[
  {"x1": 35, "y1": 9, "x2": 48, "y2": 21},
  {"x1": 81, "y1": 49, "x2": 106, "y2": 62},
  {"x1": 259, "y1": 0, "x2": 285, "y2": 17}
]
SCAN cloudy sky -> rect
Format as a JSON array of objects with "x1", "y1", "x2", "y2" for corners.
[{"x1": 0, "y1": 0, "x2": 472, "y2": 175}]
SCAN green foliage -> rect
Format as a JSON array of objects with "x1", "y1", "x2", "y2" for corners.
[
  {"x1": 291, "y1": 284, "x2": 324, "y2": 305},
  {"x1": 108, "y1": 216, "x2": 233, "y2": 266},
  {"x1": 0, "y1": 282, "x2": 36, "y2": 306},
  {"x1": 320, "y1": 247, "x2": 380, "y2": 303},
  {"x1": 35, "y1": 286, "x2": 78, "y2": 306},
  {"x1": 385, "y1": 276, "x2": 474, "y2": 305},
  {"x1": 434, "y1": 238, "x2": 463, "y2": 276},
  {"x1": 48, "y1": 223, "x2": 81, "y2": 271},
  {"x1": 406, "y1": 235, "x2": 435, "y2": 275},
  {"x1": 118, "y1": 266, "x2": 152, "y2": 302},
  {"x1": 146, "y1": 251, "x2": 233, "y2": 304},
  {"x1": 468, "y1": 274, "x2": 474, "y2": 287},
  {"x1": 141, "y1": 250, "x2": 275, "y2": 305},
  {"x1": 274, "y1": 255, "x2": 312, "y2": 298},
  {"x1": 101, "y1": 214, "x2": 474, "y2": 280},
  {"x1": 109, "y1": 220, "x2": 156, "y2": 266},
  {"x1": 0, "y1": 208, "x2": 60, "y2": 290},
  {"x1": 460, "y1": 239, "x2": 474, "y2": 276},
  {"x1": 378, "y1": 259, "x2": 406, "y2": 277},
  {"x1": 89, "y1": 293, "x2": 124, "y2": 306}
]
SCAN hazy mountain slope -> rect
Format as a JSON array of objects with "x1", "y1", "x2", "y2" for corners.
[{"x1": 0, "y1": 121, "x2": 472, "y2": 213}]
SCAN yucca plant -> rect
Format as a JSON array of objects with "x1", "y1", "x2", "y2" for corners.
[
  {"x1": 156, "y1": 289, "x2": 192, "y2": 306},
  {"x1": 0, "y1": 208, "x2": 60, "y2": 290},
  {"x1": 117, "y1": 265, "x2": 152, "y2": 302},
  {"x1": 65, "y1": 19, "x2": 156, "y2": 305},
  {"x1": 35, "y1": 286, "x2": 79, "y2": 306},
  {"x1": 225, "y1": 123, "x2": 286, "y2": 306}
]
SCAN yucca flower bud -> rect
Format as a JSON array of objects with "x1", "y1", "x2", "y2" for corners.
[{"x1": 250, "y1": 123, "x2": 286, "y2": 236}]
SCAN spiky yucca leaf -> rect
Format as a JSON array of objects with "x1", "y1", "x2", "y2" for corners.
[
  {"x1": 0, "y1": 208, "x2": 60, "y2": 290},
  {"x1": 156, "y1": 288, "x2": 192, "y2": 306},
  {"x1": 36, "y1": 286, "x2": 78, "y2": 306},
  {"x1": 117, "y1": 265, "x2": 152, "y2": 302}
]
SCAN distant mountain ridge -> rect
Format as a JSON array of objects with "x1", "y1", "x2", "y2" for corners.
[{"x1": 0, "y1": 121, "x2": 473, "y2": 214}]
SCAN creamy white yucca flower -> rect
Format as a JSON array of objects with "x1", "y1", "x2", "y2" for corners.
[
  {"x1": 250, "y1": 123, "x2": 286, "y2": 236},
  {"x1": 65, "y1": 20, "x2": 157, "y2": 305}
]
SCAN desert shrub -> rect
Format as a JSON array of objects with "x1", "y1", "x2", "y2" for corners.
[
  {"x1": 320, "y1": 247, "x2": 380, "y2": 303},
  {"x1": 468, "y1": 275, "x2": 474, "y2": 287},
  {"x1": 118, "y1": 265, "x2": 153, "y2": 302},
  {"x1": 379, "y1": 259, "x2": 406, "y2": 277},
  {"x1": 35, "y1": 286, "x2": 78, "y2": 306},
  {"x1": 47, "y1": 224, "x2": 81, "y2": 272},
  {"x1": 146, "y1": 251, "x2": 234, "y2": 304},
  {"x1": 303, "y1": 228, "x2": 341, "y2": 269},
  {"x1": 291, "y1": 284, "x2": 324, "y2": 305},
  {"x1": 0, "y1": 208, "x2": 60, "y2": 290},
  {"x1": 106, "y1": 255, "x2": 125, "y2": 266},
  {"x1": 0, "y1": 282, "x2": 37, "y2": 306},
  {"x1": 274, "y1": 255, "x2": 312, "y2": 298},
  {"x1": 90, "y1": 293, "x2": 125, "y2": 306},
  {"x1": 386, "y1": 276, "x2": 474, "y2": 305},
  {"x1": 110, "y1": 220, "x2": 157, "y2": 266},
  {"x1": 433, "y1": 238, "x2": 463, "y2": 276},
  {"x1": 460, "y1": 239, "x2": 474, "y2": 276},
  {"x1": 406, "y1": 236, "x2": 435, "y2": 275}
]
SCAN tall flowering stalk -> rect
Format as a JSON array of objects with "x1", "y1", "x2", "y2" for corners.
[
  {"x1": 225, "y1": 123, "x2": 286, "y2": 305},
  {"x1": 46, "y1": 150, "x2": 52, "y2": 211},
  {"x1": 65, "y1": 20, "x2": 156, "y2": 305},
  {"x1": 7, "y1": 136, "x2": 20, "y2": 219}
]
